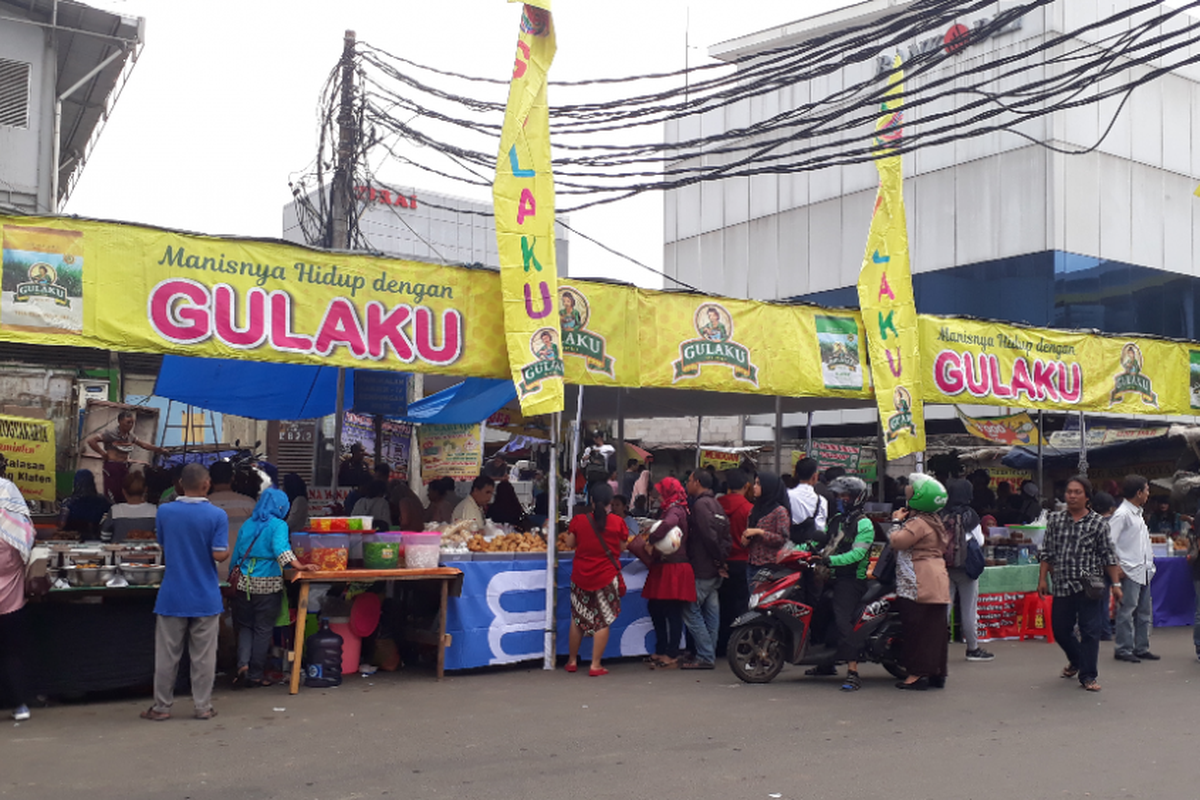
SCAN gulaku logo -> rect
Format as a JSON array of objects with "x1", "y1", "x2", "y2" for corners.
[
  {"x1": 14, "y1": 262, "x2": 70, "y2": 306},
  {"x1": 672, "y1": 303, "x2": 758, "y2": 386},
  {"x1": 559, "y1": 287, "x2": 614, "y2": 377},
  {"x1": 1109, "y1": 343, "x2": 1157, "y2": 407},
  {"x1": 886, "y1": 386, "x2": 916, "y2": 442},
  {"x1": 520, "y1": 327, "x2": 565, "y2": 398}
]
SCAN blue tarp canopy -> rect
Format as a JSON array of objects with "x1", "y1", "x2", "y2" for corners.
[
  {"x1": 156, "y1": 356, "x2": 514, "y2": 425},
  {"x1": 400, "y1": 378, "x2": 517, "y2": 425},
  {"x1": 154, "y1": 356, "x2": 355, "y2": 420}
]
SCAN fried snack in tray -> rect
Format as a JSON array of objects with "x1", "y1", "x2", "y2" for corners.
[
  {"x1": 466, "y1": 531, "x2": 547, "y2": 552},
  {"x1": 436, "y1": 519, "x2": 478, "y2": 547}
]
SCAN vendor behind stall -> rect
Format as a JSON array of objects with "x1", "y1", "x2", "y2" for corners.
[
  {"x1": 100, "y1": 471, "x2": 157, "y2": 543},
  {"x1": 59, "y1": 469, "x2": 111, "y2": 540},
  {"x1": 453, "y1": 475, "x2": 495, "y2": 528},
  {"x1": 86, "y1": 410, "x2": 168, "y2": 504}
]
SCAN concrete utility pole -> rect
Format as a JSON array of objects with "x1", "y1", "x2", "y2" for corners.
[{"x1": 330, "y1": 30, "x2": 356, "y2": 494}]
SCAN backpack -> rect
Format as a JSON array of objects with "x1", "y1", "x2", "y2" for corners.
[
  {"x1": 584, "y1": 449, "x2": 609, "y2": 485},
  {"x1": 963, "y1": 537, "x2": 985, "y2": 580},
  {"x1": 696, "y1": 494, "x2": 731, "y2": 563},
  {"x1": 943, "y1": 516, "x2": 969, "y2": 570}
]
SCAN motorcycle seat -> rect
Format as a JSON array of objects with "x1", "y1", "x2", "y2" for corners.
[{"x1": 858, "y1": 581, "x2": 887, "y2": 606}]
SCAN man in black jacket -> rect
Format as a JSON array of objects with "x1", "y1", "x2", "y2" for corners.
[{"x1": 681, "y1": 470, "x2": 731, "y2": 669}]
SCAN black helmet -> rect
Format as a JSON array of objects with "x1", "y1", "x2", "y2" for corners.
[{"x1": 829, "y1": 475, "x2": 869, "y2": 513}]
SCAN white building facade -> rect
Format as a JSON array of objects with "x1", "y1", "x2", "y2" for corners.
[{"x1": 661, "y1": 0, "x2": 1200, "y2": 442}]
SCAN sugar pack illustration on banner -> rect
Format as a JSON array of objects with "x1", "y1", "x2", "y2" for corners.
[
  {"x1": 558, "y1": 286, "x2": 615, "y2": 377},
  {"x1": 1, "y1": 225, "x2": 84, "y2": 334},
  {"x1": 816, "y1": 315, "x2": 865, "y2": 391}
]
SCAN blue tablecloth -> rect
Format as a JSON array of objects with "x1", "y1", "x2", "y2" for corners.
[{"x1": 1151, "y1": 556, "x2": 1196, "y2": 628}]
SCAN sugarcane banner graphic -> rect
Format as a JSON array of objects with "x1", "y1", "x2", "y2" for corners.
[
  {"x1": 817, "y1": 315, "x2": 864, "y2": 391},
  {"x1": 886, "y1": 386, "x2": 917, "y2": 442},
  {"x1": 1109, "y1": 342, "x2": 1157, "y2": 408},
  {"x1": 520, "y1": 326, "x2": 565, "y2": 397},
  {"x1": 673, "y1": 303, "x2": 758, "y2": 385},
  {"x1": 2, "y1": 225, "x2": 84, "y2": 334},
  {"x1": 559, "y1": 286, "x2": 614, "y2": 376}
]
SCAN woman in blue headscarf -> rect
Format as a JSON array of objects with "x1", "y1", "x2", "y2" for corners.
[{"x1": 229, "y1": 488, "x2": 316, "y2": 687}]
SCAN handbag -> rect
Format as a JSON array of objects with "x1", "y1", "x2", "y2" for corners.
[
  {"x1": 872, "y1": 541, "x2": 897, "y2": 585},
  {"x1": 626, "y1": 533, "x2": 654, "y2": 568},
  {"x1": 963, "y1": 538, "x2": 986, "y2": 581},
  {"x1": 1083, "y1": 574, "x2": 1106, "y2": 601},
  {"x1": 591, "y1": 515, "x2": 626, "y2": 597},
  {"x1": 222, "y1": 527, "x2": 266, "y2": 600}
]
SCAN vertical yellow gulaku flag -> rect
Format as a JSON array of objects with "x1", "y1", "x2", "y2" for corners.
[
  {"x1": 856, "y1": 57, "x2": 925, "y2": 461},
  {"x1": 494, "y1": 1, "x2": 564, "y2": 416}
]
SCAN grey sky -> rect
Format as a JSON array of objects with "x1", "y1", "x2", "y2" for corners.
[{"x1": 67, "y1": 1, "x2": 857, "y2": 287}]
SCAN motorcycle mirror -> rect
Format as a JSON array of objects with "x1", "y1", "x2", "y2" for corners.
[
  {"x1": 254, "y1": 440, "x2": 262, "y2": 450},
  {"x1": 234, "y1": 439, "x2": 241, "y2": 448}
]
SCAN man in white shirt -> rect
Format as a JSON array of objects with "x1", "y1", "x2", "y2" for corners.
[
  {"x1": 788, "y1": 458, "x2": 827, "y2": 542},
  {"x1": 1109, "y1": 475, "x2": 1157, "y2": 663},
  {"x1": 452, "y1": 475, "x2": 495, "y2": 529},
  {"x1": 580, "y1": 432, "x2": 615, "y2": 495}
]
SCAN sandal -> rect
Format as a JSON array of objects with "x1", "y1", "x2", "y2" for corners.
[
  {"x1": 589, "y1": 667, "x2": 609, "y2": 677},
  {"x1": 194, "y1": 708, "x2": 219, "y2": 720},
  {"x1": 1061, "y1": 665, "x2": 1079, "y2": 679},
  {"x1": 840, "y1": 671, "x2": 861, "y2": 692},
  {"x1": 1082, "y1": 679, "x2": 1101, "y2": 692},
  {"x1": 139, "y1": 707, "x2": 170, "y2": 722}
]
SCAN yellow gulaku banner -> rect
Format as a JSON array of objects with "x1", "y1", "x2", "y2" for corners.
[
  {"x1": 636, "y1": 291, "x2": 802, "y2": 396},
  {"x1": 558, "y1": 281, "x2": 638, "y2": 387},
  {"x1": 923, "y1": 315, "x2": 1192, "y2": 415},
  {"x1": 418, "y1": 423, "x2": 483, "y2": 483},
  {"x1": 0, "y1": 215, "x2": 508, "y2": 378},
  {"x1": 857, "y1": 58, "x2": 924, "y2": 461},
  {"x1": 956, "y1": 408, "x2": 1042, "y2": 446},
  {"x1": 0, "y1": 414, "x2": 56, "y2": 503},
  {"x1": 493, "y1": 1, "x2": 564, "y2": 416}
]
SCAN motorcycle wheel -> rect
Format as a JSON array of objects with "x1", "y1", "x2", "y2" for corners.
[
  {"x1": 882, "y1": 660, "x2": 908, "y2": 679},
  {"x1": 726, "y1": 622, "x2": 786, "y2": 684}
]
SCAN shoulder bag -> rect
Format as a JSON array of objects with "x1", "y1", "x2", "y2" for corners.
[
  {"x1": 590, "y1": 515, "x2": 626, "y2": 597},
  {"x1": 223, "y1": 526, "x2": 267, "y2": 600}
]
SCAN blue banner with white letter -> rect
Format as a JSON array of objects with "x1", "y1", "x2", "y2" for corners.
[{"x1": 443, "y1": 557, "x2": 653, "y2": 670}]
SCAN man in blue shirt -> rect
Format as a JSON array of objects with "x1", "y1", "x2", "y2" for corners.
[{"x1": 141, "y1": 463, "x2": 230, "y2": 721}]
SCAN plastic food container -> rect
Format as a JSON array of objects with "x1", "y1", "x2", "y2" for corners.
[
  {"x1": 363, "y1": 533, "x2": 402, "y2": 569},
  {"x1": 291, "y1": 533, "x2": 310, "y2": 565},
  {"x1": 402, "y1": 532, "x2": 442, "y2": 569},
  {"x1": 309, "y1": 534, "x2": 349, "y2": 571}
]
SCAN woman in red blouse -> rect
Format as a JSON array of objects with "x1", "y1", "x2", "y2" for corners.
[
  {"x1": 743, "y1": 472, "x2": 792, "y2": 584},
  {"x1": 565, "y1": 484, "x2": 628, "y2": 677}
]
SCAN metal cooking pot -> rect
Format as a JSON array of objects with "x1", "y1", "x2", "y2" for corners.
[
  {"x1": 121, "y1": 564, "x2": 165, "y2": 586},
  {"x1": 63, "y1": 565, "x2": 116, "y2": 588}
]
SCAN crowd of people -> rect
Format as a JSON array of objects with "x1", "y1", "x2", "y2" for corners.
[{"x1": 4, "y1": 433, "x2": 1200, "y2": 719}]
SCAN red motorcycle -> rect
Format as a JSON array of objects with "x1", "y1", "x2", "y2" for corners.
[{"x1": 726, "y1": 550, "x2": 907, "y2": 684}]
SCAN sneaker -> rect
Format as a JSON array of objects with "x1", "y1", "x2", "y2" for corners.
[
  {"x1": 965, "y1": 648, "x2": 995, "y2": 662},
  {"x1": 1134, "y1": 651, "x2": 1161, "y2": 661},
  {"x1": 12, "y1": 705, "x2": 30, "y2": 722},
  {"x1": 1114, "y1": 652, "x2": 1141, "y2": 663},
  {"x1": 840, "y1": 671, "x2": 861, "y2": 692}
]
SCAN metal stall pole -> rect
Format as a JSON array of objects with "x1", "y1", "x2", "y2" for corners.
[
  {"x1": 569, "y1": 387, "x2": 584, "y2": 507},
  {"x1": 1077, "y1": 411, "x2": 1089, "y2": 477},
  {"x1": 332, "y1": 369, "x2": 346, "y2": 494},
  {"x1": 695, "y1": 416, "x2": 704, "y2": 470},
  {"x1": 774, "y1": 398, "x2": 783, "y2": 475},
  {"x1": 877, "y1": 413, "x2": 886, "y2": 502},
  {"x1": 1037, "y1": 410, "x2": 1045, "y2": 501},
  {"x1": 616, "y1": 389, "x2": 625, "y2": 479},
  {"x1": 806, "y1": 411, "x2": 814, "y2": 459},
  {"x1": 544, "y1": 411, "x2": 560, "y2": 670}
]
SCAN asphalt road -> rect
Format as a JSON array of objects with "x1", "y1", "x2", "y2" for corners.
[{"x1": 3, "y1": 628, "x2": 1198, "y2": 800}]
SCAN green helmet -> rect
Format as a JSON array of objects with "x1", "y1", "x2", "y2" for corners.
[{"x1": 907, "y1": 473, "x2": 948, "y2": 513}]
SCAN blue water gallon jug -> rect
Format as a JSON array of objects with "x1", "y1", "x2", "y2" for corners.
[{"x1": 304, "y1": 618, "x2": 344, "y2": 687}]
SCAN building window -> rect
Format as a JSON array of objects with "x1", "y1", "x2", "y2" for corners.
[{"x1": 0, "y1": 58, "x2": 32, "y2": 129}]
